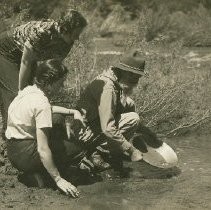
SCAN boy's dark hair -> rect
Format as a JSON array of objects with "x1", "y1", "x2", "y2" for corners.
[
  {"x1": 59, "y1": 9, "x2": 87, "y2": 33},
  {"x1": 35, "y1": 59, "x2": 68, "y2": 86}
]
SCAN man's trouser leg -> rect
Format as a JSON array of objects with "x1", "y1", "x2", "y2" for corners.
[
  {"x1": 0, "y1": 92, "x2": 6, "y2": 138},
  {"x1": 118, "y1": 112, "x2": 140, "y2": 139},
  {"x1": 84, "y1": 112, "x2": 140, "y2": 155},
  {"x1": 105, "y1": 112, "x2": 140, "y2": 170},
  {"x1": 0, "y1": 56, "x2": 19, "y2": 138},
  {"x1": 71, "y1": 112, "x2": 140, "y2": 170},
  {"x1": 95, "y1": 112, "x2": 140, "y2": 154}
]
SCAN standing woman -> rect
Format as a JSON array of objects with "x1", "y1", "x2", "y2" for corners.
[{"x1": 0, "y1": 9, "x2": 87, "y2": 137}]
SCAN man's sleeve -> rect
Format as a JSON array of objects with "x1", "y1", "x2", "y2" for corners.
[
  {"x1": 27, "y1": 22, "x2": 52, "y2": 49},
  {"x1": 98, "y1": 88, "x2": 132, "y2": 151}
]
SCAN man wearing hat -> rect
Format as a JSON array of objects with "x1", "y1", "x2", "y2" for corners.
[{"x1": 72, "y1": 50, "x2": 146, "y2": 170}]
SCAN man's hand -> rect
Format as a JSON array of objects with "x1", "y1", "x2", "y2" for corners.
[
  {"x1": 135, "y1": 124, "x2": 163, "y2": 149},
  {"x1": 73, "y1": 110, "x2": 86, "y2": 127},
  {"x1": 56, "y1": 177, "x2": 80, "y2": 198}
]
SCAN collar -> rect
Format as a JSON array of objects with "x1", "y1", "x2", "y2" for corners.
[
  {"x1": 99, "y1": 68, "x2": 121, "y2": 89},
  {"x1": 17, "y1": 85, "x2": 45, "y2": 99}
]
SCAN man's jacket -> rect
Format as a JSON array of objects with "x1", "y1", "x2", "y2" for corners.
[{"x1": 77, "y1": 69, "x2": 135, "y2": 151}]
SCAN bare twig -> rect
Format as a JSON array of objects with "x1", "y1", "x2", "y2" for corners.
[
  {"x1": 91, "y1": 40, "x2": 97, "y2": 73},
  {"x1": 165, "y1": 110, "x2": 210, "y2": 136}
]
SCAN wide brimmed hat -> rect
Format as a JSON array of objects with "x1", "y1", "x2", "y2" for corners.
[{"x1": 113, "y1": 50, "x2": 146, "y2": 76}]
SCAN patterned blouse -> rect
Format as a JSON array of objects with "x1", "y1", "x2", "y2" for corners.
[{"x1": 0, "y1": 20, "x2": 71, "y2": 66}]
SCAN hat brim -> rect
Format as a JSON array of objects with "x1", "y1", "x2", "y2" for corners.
[{"x1": 113, "y1": 63, "x2": 145, "y2": 76}]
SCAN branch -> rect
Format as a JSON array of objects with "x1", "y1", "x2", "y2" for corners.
[{"x1": 165, "y1": 110, "x2": 210, "y2": 136}]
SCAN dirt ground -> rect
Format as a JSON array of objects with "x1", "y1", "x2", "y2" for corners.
[{"x1": 0, "y1": 134, "x2": 211, "y2": 210}]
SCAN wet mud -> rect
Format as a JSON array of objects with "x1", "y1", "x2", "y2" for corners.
[{"x1": 0, "y1": 135, "x2": 211, "y2": 209}]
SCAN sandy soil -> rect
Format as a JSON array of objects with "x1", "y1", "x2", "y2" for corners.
[{"x1": 0, "y1": 134, "x2": 211, "y2": 210}]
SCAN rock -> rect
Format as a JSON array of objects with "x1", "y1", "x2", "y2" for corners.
[{"x1": 100, "y1": 4, "x2": 138, "y2": 37}]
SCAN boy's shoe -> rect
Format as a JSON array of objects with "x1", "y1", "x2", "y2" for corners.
[
  {"x1": 79, "y1": 157, "x2": 94, "y2": 172},
  {"x1": 91, "y1": 152, "x2": 111, "y2": 171},
  {"x1": 109, "y1": 155, "x2": 123, "y2": 172},
  {"x1": 92, "y1": 156, "x2": 111, "y2": 171}
]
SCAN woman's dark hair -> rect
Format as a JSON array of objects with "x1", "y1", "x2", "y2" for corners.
[
  {"x1": 59, "y1": 9, "x2": 87, "y2": 33},
  {"x1": 35, "y1": 59, "x2": 68, "y2": 86}
]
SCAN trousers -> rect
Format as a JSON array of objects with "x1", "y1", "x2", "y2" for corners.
[
  {"x1": 73, "y1": 112, "x2": 140, "y2": 154},
  {"x1": 0, "y1": 55, "x2": 19, "y2": 137},
  {"x1": 7, "y1": 115, "x2": 86, "y2": 174}
]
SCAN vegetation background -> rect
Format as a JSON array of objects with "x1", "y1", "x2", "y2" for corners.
[{"x1": 0, "y1": 0, "x2": 211, "y2": 138}]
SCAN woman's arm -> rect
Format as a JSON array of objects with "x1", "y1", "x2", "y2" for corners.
[
  {"x1": 19, "y1": 41, "x2": 37, "y2": 90},
  {"x1": 51, "y1": 106, "x2": 78, "y2": 115},
  {"x1": 36, "y1": 127, "x2": 80, "y2": 197},
  {"x1": 52, "y1": 106, "x2": 86, "y2": 126}
]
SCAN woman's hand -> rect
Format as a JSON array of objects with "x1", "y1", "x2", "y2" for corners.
[{"x1": 56, "y1": 177, "x2": 80, "y2": 198}]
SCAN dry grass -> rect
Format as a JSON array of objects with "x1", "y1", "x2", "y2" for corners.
[
  {"x1": 51, "y1": 36, "x2": 211, "y2": 136},
  {"x1": 1, "y1": 1, "x2": 211, "y2": 137}
]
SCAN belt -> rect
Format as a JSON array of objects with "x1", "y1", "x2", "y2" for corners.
[{"x1": 7, "y1": 138, "x2": 34, "y2": 142}]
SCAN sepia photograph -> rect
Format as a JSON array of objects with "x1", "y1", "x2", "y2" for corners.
[{"x1": 0, "y1": 0, "x2": 211, "y2": 209}]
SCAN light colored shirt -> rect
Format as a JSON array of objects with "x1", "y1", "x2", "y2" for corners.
[{"x1": 6, "y1": 85, "x2": 52, "y2": 140}]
